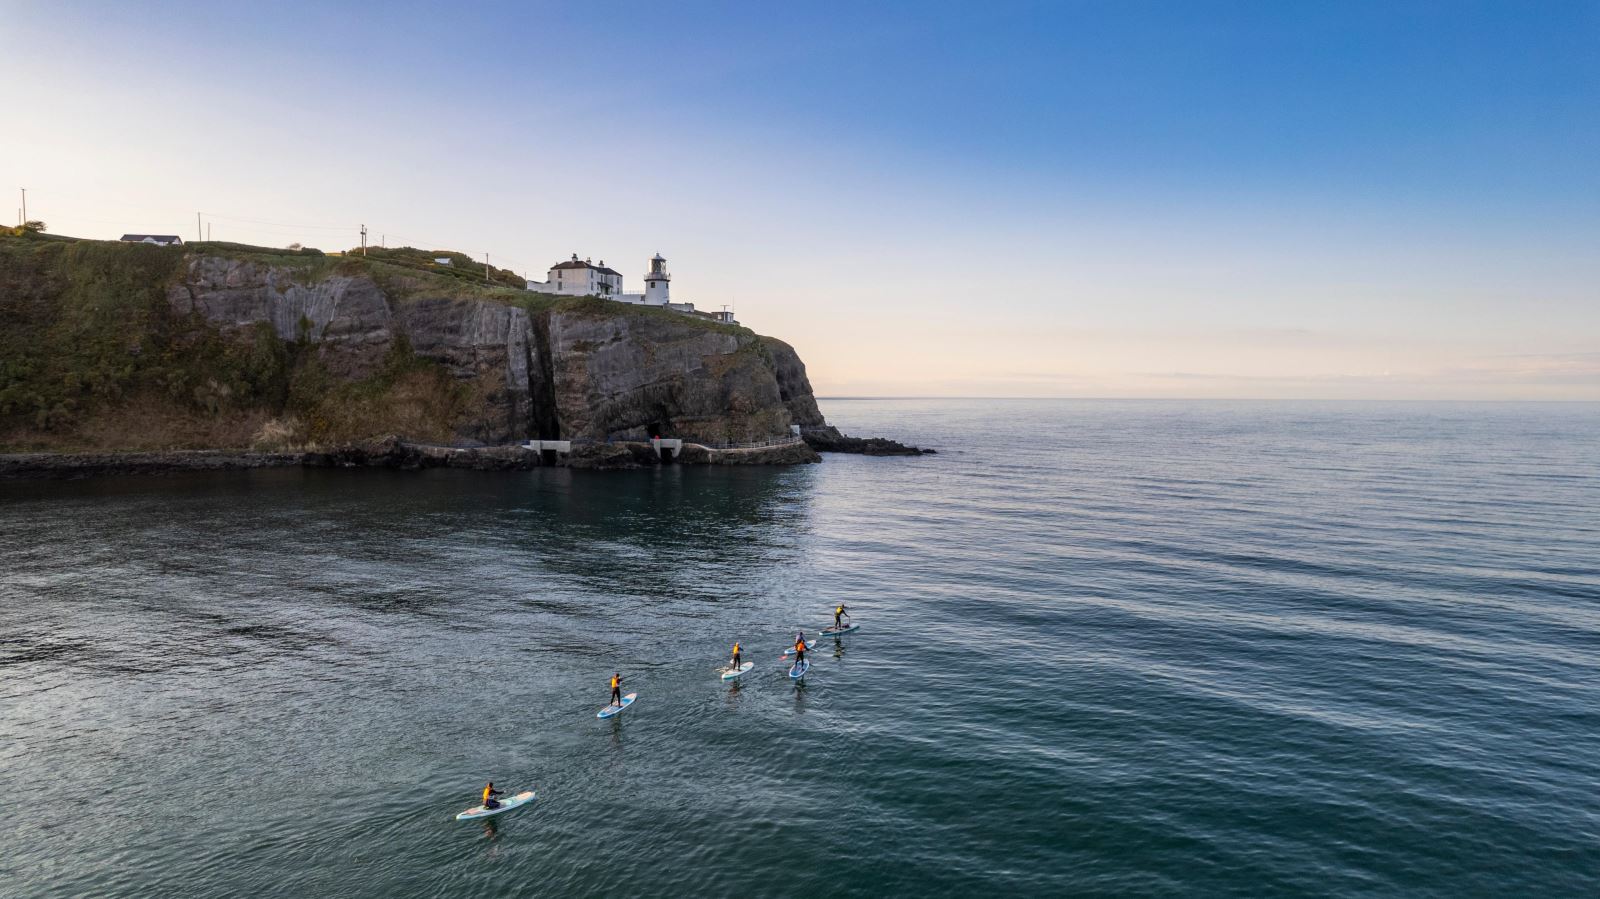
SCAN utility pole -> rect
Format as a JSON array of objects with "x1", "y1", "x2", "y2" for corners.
[
  {"x1": 197, "y1": 212, "x2": 202, "y2": 242},
  {"x1": 360, "y1": 224, "x2": 367, "y2": 256},
  {"x1": 207, "y1": 223, "x2": 212, "y2": 242},
  {"x1": 19, "y1": 188, "x2": 25, "y2": 223},
  {"x1": 484, "y1": 252, "x2": 490, "y2": 283},
  {"x1": 381, "y1": 234, "x2": 386, "y2": 248}
]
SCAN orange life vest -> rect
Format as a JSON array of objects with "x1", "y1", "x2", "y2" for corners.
[{"x1": 610, "y1": 675, "x2": 620, "y2": 690}]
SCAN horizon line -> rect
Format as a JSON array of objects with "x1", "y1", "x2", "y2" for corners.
[{"x1": 815, "y1": 396, "x2": 1600, "y2": 404}]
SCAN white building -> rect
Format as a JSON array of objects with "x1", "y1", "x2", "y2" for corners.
[
  {"x1": 528, "y1": 254, "x2": 625, "y2": 297},
  {"x1": 526, "y1": 252, "x2": 736, "y2": 324}
]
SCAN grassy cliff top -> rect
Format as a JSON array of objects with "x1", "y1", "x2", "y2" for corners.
[{"x1": 0, "y1": 232, "x2": 755, "y2": 338}]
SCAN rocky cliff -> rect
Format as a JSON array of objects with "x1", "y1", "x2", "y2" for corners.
[{"x1": 0, "y1": 235, "x2": 841, "y2": 458}]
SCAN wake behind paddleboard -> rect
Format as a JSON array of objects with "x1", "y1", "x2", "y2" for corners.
[
  {"x1": 781, "y1": 640, "x2": 818, "y2": 658},
  {"x1": 721, "y1": 661, "x2": 755, "y2": 681},
  {"x1": 597, "y1": 692, "x2": 637, "y2": 719},
  {"x1": 821, "y1": 624, "x2": 859, "y2": 637},
  {"x1": 789, "y1": 658, "x2": 811, "y2": 680},
  {"x1": 455, "y1": 790, "x2": 536, "y2": 821}
]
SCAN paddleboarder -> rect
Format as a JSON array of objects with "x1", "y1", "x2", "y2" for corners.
[
  {"x1": 481, "y1": 782, "x2": 504, "y2": 811},
  {"x1": 608, "y1": 672, "x2": 623, "y2": 708},
  {"x1": 729, "y1": 641, "x2": 742, "y2": 670},
  {"x1": 792, "y1": 634, "x2": 808, "y2": 668},
  {"x1": 833, "y1": 603, "x2": 849, "y2": 630}
]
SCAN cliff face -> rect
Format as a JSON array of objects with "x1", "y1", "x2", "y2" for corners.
[{"x1": 0, "y1": 237, "x2": 831, "y2": 453}]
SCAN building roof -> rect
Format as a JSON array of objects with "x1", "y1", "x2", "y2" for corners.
[
  {"x1": 120, "y1": 234, "x2": 183, "y2": 243},
  {"x1": 550, "y1": 254, "x2": 621, "y2": 276}
]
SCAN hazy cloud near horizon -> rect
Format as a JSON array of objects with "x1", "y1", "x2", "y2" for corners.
[{"x1": 2, "y1": 1, "x2": 1596, "y2": 400}]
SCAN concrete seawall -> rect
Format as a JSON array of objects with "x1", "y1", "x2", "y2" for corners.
[{"x1": 0, "y1": 436, "x2": 822, "y2": 479}]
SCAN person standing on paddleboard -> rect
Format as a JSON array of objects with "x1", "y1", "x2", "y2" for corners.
[
  {"x1": 729, "y1": 642, "x2": 742, "y2": 671},
  {"x1": 793, "y1": 634, "x2": 808, "y2": 668},
  {"x1": 833, "y1": 604, "x2": 848, "y2": 630},
  {"x1": 609, "y1": 672, "x2": 623, "y2": 708},
  {"x1": 482, "y1": 782, "x2": 504, "y2": 810}
]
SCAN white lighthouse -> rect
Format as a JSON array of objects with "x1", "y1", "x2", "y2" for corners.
[
  {"x1": 643, "y1": 253, "x2": 670, "y2": 306},
  {"x1": 524, "y1": 250, "x2": 734, "y2": 323}
]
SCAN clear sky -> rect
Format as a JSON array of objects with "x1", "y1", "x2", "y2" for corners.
[{"x1": 3, "y1": 1, "x2": 1597, "y2": 399}]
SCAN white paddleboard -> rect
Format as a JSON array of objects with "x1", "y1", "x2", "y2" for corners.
[
  {"x1": 788, "y1": 658, "x2": 811, "y2": 679},
  {"x1": 821, "y1": 624, "x2": 859, "y2": 637},
  {"x1": 720, "y1": 661, "x2": 755, "y2": 681},
  {"x1": 598, "y1": 692, "x2": 637, "y2": 719},
  {"x1": 455, "y1": 790, "x2": 536, "y2": 821},
  {"x1": 781, "y1": 640, "x2": 818, "y2": 658}
]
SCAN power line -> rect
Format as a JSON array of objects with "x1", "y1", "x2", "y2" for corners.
[{"x1": 200, "y1": 212, "x2": 355, "y2": 231}]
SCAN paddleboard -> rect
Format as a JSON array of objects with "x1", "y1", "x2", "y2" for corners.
[
  {"x1": 821, "y1": 623, "x2": 859, "y2": 637},
  {"x1": 597, "y1": 692, "x2": 637, "y2": 719},
  {"x1": 455, "y1": 790, "x2": 536, "y2": 821},
  {"x1": 781, "y1": 640, "x2": 818, "y2": 658},
  {"x1": 720, "y1": 661, "x2": 755, "y2": 681},
  {"x1": 788, "y1": 658, "x2": 811, "y2": 679}
]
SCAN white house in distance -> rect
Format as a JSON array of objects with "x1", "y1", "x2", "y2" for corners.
[
  {"x1": 119, "y1": 234, "x2": 183, "y2": 246},
  {"x1": 526, "y1": 253, "x2": 736, "y2": 324}
]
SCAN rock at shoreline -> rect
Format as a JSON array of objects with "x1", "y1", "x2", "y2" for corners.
[{"x1": 802, "y1": 426, "x2": 935, "y2": 456}]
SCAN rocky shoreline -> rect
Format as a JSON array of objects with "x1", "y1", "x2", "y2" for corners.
[
  {"x1": 802, "y1": 426, "x2": 936, "y2": 456},
  {"x1": 0, "y1": 432, "x2": 930, "y2": 480}
]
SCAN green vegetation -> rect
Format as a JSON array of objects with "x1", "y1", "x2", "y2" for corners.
[
  {"x1": 192, "y1": 240, "x2": 326, "y2": 259},
  {"x1": 0, "y1": 235, "x2": 464, "y2": 451},
  {"x1": 537, "y1": 293, "x2": 752, "y2": 338},
  {"x1": 352, "y1": 246, "x2": 526, "y2": 289},
  {"x1": 1, "y1": 225, "x2": 74, "y2": 241},
  {"x1": 279, "y1": 333, "x2": 467, "y2": 447}
]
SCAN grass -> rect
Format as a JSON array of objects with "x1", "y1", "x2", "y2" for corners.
[{"x1": 0, "y1": 235, "x2": 466, "y2": 451}]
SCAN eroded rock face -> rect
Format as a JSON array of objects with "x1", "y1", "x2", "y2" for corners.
[
  {"x1": 167, "y1": 256, "x2": 829, "y2": 447},
  {"x1": 761, "y1": 338, "x2": 827, "y2": 428},
  {"x1": 544, "y1": 311, "x2": 793, "y2": 443},
  {"x1": 170, "y1": 257, "x2": 394, "y2": 378}
]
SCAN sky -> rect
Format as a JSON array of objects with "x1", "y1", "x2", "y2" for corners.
[{"x1": 2, "y1": 1, "x2": 1597, "y2": 399}]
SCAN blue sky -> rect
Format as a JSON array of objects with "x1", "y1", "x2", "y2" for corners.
[{"x1": 3, "y1": 1, "x2": 1597, "y2": 398}]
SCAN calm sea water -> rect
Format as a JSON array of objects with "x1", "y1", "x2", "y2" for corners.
[{"x1": 2, "y1": 399, "x2": 1598, "y2": 897}]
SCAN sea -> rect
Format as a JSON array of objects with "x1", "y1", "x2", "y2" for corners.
[{"x1": 2, "y1": 399, "x2": 1597, "y2": 897}]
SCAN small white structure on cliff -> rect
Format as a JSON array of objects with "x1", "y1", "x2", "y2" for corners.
[{"x1": 526, "y1": 253, "x2": 735, "y2": 324}]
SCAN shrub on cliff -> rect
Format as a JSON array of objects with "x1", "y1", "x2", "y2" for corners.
[{"x1": 354, "y1": 246, "x2": 525, "y2": 289}]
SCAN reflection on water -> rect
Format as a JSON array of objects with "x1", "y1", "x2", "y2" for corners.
[{"x1": 4, "y1": 400, "x2": 1600, "y2": 897}]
